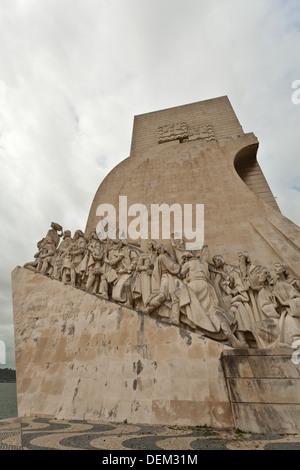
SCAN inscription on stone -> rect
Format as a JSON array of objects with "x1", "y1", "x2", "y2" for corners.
[{"x1": 158, "y1": 122, "x2": 215, "y2": 144}]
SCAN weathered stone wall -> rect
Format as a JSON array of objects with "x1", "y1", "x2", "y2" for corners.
[
  {"x1": 222, "y1": 349, "x2": 300, "y2": 433},
  {"x1": 12, "y1": 266, "x2": 234, "y2": 429},
  {"x1": 130, "y1": 96, "x2": 244, "y2": 155}
]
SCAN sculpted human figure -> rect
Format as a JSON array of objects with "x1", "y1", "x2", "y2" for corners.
[
  {"x1": 52, "y1": 230, "x2": 73, "y2": 281},
  {"x1": 38, "y1": 222, "x2": 63, "y2": 276},
  {"x1": 210, "y1": 254, "x2": 260, "y2": 347},
  {"x1": 60, "y1": 233, "x2": 75, "y2": 284},
  {"x1": 210, "y1": 255, "x2": 236, "y2": 309},
  {"x1": 23, "y1": 238, "x2": 47, "y2": 272},
  {"x1": 113, "y1": 242, "x2": 139, "y2": 308},
  {"x1": 38, "y1": 240, "x2": 57, "y2": 276},
  {"x1": 121, "y1": 253, "x2": 140, "y2": 309},
  {"x1": 236, "y1": 250, "x2": 261, "y2": 318},
  {"x1": 179, "y1": 248, "x2": 246, "y2": 349},
  {"x1": 82, "y1": 230, "x2": 106, "y2": 293},
  {"x1": 250, "y1": 266, "x2": 300, "y2": 348},
  {"x1": 44, "y1": 222, "x2": 63, "y2": 250},
  {"x1": 99, "y1": 238, "x2": 137, "y2": 306},
  {"x1": 132, "y1": 240, "x2": 157, "y2": 307},
  {"x1": 70, "y1": 230, "x2": 88, "y2": 287},
  {"x1": 237, "y1": 251, "x2": 262, "y2": 291},
  {"x1": 141, "y1": 244, "x2": 181, "y2": 325},
  {"x1": 271, "y1": 266, "x2": 300, "y2": 347},
  {"x1": 251, "y1": 267, "x2": 283, "y2": 349},
  {"x1": 273, "y1": 261, "x2": 300, "y2": 292},
  {"x1": 99, "y1": 238, "x2": 123, "y2": 299},
  {"x1": 170, "y1": 232, "x2": 185, "y2": 264}
]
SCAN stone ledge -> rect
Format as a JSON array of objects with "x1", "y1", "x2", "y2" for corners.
[
  {"x1": 232, "y1": 403, "x2": 300, "y2": 434},
  {"x1": 222, "y1": 349, "x2": 300, "y2": 433},
  {"x1": 222, "y1": 348, "x2": 294, "y2": 357}
]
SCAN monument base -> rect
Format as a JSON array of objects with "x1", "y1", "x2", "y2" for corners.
[
  {"x1": 222, "y1": 349, "x2": 300, "y2": 433},
  {"x1": 12, "y1": 267, "x2": 300, "y2": 433},
  {"x1": 12, "y1": 266, "x2": 234, "y2": 429}
]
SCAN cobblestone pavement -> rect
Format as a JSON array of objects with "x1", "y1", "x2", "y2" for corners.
[{"x1": 0, "y1": 417, "x2": 300, "y2": 451}]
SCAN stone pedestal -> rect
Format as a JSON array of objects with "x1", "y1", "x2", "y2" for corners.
[
  {"x1": 12, "y1": 266, "x2": 300, "y2": 433},
  {"x1": 222, "y1": 349, "x2": 300, "y2": 433},
  {"x1": 12, "y1": 266, "x2": 234, "y2": 429}
]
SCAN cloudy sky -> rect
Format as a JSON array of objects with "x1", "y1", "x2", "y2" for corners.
[{"x1": 0, "y1": 0, "x2": 299, "y2": 368}]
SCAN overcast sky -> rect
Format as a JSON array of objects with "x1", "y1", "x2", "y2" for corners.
[{"x1": 0, "y1": 0, "x2": 299, "y2": 368}]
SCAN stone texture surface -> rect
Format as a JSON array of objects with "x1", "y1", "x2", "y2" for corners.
[
  {"x1": 222, "y1": 349, "x2": 300, "y2": 433},
  {"x1": 12, "y1": 266, "x2": 234, "y2": 429}
]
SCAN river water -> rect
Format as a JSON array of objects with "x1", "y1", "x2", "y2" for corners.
[{"x1": 0, "y1": 383, "x2": 18, "y2": 420}]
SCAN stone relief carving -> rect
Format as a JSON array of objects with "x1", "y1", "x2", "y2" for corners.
[
  {"x1": 158, "y1": 122, "x2": 189, "y2": 144},
  {"x1": 157, "y1": 122, "x2": 216, "y2": 144},
  {"x1": 24, "y1": 224, "x2": 300, "y2": 350}
]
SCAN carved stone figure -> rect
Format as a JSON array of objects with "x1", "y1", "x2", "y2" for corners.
[
  {"x1": 237, "y1": 251, "x2": 260, "y2": 290},
  {"x1": 179, "y1": 248, "x2": 246, "y2": 349},
  {"x1": 23, "y1": 223, "x2": 300, "y2": 351},
  {"x1": 251, "y1": 266, "x2": 300, "y2": 348},
  {"x1": 60, "y1": 232, "x2": 74, "y2": 284},
  {"x1": 121, "y1": 254, "x2": 139, "y2": 309},
  {"x1": 273, "y1": 261, "x2": 300, "y2": 292},
  {"x1": 52, "y1": 230, "x2": 73, "y2": 281},
  {"x1": 141, "y1": 244, "x2": 181, "y2": 325},
  {"x1": 235, "y1": 251, "x2": 262, "y2": 328},
  {"x1": 100, "y1": 238, "x2": 138, "y2": 306},
  {"x1": 70, "y1": 230, "x2": 88, "y2": 287},
  {"x1": 170, "y1": 233, "x2": 185, "y2": 264},
  {"x1": 33, "y1": 222, "x2": 62, "y2": 276},
  {"x1": 82, "y1": 230, "x2": 106, "y2": 293},
  {"x1": 132, "y1": 240, "x2": 157, "y2": 307},
  {"x1": 37, "y1": 240, "x2": 57, "y2": 276},
  {"x1": 210, "y1": 255, "x2": 236, "y2": 309},
  {"x1": 272, "y1": 271, "x2": 300, "y2": 347},
  {"x1": 210, "y1": 254, "x2": 263, "y2": 347},
  {"x1": 250, "y1": 267, "x2": 282, "y2": 349},
  {"x1": 23, "y1": 238, "x2": 47, "y2": 273},
  {"x1": 45, "y1": 222, "x2": 63, "y2": 250}
]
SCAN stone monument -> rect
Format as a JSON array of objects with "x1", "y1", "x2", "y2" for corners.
[{"x1": 12, "y1": 96, "x2": 300, "y2": 433}]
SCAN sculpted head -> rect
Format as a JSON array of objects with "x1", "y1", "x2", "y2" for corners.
[
  {"x1": 147, "y1": 240, "x2": 157, "y2": 252},
  {"x1": 182, "y1": 251, "x2": 194, "y2": 263},
  {"x1": 257, "y1": 266, "x2": 270, "y2": 284},
  {"x1": 88, "y1": 229, "x2": 97, "y2": 240},
  {"x1": 156, "y1": 244, "x2": 165, "y2": 255},
  {"x1": 237, "y1": 251, "x2": 251, "y2": 263},
  {"x1": 51, "y1": 222, "x2": 63, "y2": 232},
  {"x1": 274, "y1": 261, "x2": 289, "y2": 277},
  {"x1": 213, "y1": 254, "x2": 225, "y2": 268},
  {"x1": 63, "y1": 230, "x2": 71, "y2": 239},
  {"x1": 74, "y1": 230, "x2": 84, "y2": 240}
]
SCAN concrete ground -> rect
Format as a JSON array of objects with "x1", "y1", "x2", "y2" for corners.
[{"x1": 0, "y1": 416, "x2": 300, "y2": 451}]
